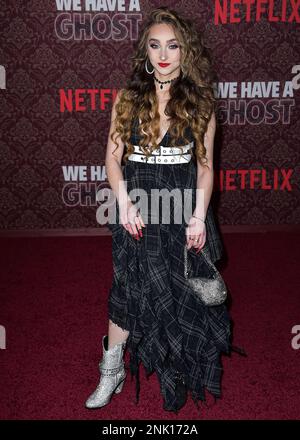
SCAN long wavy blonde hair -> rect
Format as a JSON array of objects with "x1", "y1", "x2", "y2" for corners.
[{"x1": 111, "y1": 6, "x2": 217, "y2": 168}]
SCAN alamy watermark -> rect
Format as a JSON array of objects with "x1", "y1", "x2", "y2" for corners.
[
  {"x1": 291, "y1": 325, "x2": 300, "y2": 350},
  {"x1": 0, "y1": 65, "x2": 6, "y2": 89},
  {"x1": 0, "y1": 325, "x2": 6, "y2": 349},
  {"x1": 95, "y1": 184, "x2": 205, "y2": 226}
]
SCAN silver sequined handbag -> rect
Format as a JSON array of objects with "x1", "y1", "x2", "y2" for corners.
[{"x1": 183, "y1": 244, "x2": 227, "y2": 306}]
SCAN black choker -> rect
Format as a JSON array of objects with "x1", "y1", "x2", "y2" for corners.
[{"x1": 154, "y1": 74, "x2": 180, "y2": 90}]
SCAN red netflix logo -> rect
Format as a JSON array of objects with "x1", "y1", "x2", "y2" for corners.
[
  {"x1": 216, "y1": 168, "x2": 293, "y2": 191},
  {"x1": 215, "y1": 0, "x2": 300, "y2": 24},
  {"x1": 59, "y1": 89, "x2": 117, "y2": 112}
]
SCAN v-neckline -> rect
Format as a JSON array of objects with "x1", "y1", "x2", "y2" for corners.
[
  {"x1": 156, "y1": 127, "x2": 169, "y2": 146},
  {"x1": 137, "y1": 117, "x2": 170, "y2": 146}
]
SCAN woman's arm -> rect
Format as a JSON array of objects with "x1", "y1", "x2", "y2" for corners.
[
  {"x1": 105, "y1": 89, "x2": 131, "y2": 209},
  {"x1": 105, "y1": 90, "x2": 145, "y2": 238},
  {"x1": 193, "y1": 111, "x2": 216, "y2": 221}
]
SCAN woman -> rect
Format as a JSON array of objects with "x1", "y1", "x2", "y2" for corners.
[{"x1": 85, "y1": 7, "x2": 245, "y2": 414}]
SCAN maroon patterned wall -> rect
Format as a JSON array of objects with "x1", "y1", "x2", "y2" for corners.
[{"x1": 1, "y1": 1, "x2": 299, "y2": 233}]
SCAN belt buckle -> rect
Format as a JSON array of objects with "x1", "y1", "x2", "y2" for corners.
[
  {"x1": 155, "y1": 145, "x2": 162, "y2": 159},
  {"x1": 145, "y1": 155, "x2": 155, "y2": 164},
  {"x1": 153, "y1": 154, "x2": 158, "y2": 164},
  {"x1": 146, "y1": 145, "x2": 161, "y2": 163}
]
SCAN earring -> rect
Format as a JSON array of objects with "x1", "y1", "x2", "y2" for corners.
[{"x1": 145, "y1": 58, "x2": 154, "y2": 74}]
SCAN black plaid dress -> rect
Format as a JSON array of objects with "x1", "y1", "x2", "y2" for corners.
[{"x1": 107, "y1": 119, "x2": 244, "y2": 414}]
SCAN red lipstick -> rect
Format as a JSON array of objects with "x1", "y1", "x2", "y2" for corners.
[{"x1": 158, "y1": 63, "x2": 170, "y2": 67}]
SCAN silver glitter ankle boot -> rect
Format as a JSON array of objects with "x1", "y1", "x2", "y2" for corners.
[{"x1": 85, "y1": 335, "x2": 127, "y2": 409}]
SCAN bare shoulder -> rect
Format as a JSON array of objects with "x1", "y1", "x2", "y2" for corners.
[{"x1": 114, "y1": 88, "x2": 126, "y2": 106}]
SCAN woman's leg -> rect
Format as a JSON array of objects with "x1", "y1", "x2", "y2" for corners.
[{"x1": 108, "y1": 319, "x2": 129, "y2": 349}]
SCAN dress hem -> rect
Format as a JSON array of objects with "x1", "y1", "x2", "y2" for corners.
[{"x1": 108, "y1": 314, "x2": 247, "y2": 414}]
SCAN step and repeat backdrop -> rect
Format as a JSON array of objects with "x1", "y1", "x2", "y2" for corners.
[{"x1": 1, "y1": 1, "x2": 300, "y2": 232}]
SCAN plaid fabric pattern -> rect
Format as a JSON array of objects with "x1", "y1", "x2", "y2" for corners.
[{"x1": 107, "y1": 123, "x2": 234, "y2": 413}]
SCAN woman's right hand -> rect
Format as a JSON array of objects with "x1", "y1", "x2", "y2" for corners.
[{"x1": 119, "y1": 200, "x2": 145, "y2": 240}]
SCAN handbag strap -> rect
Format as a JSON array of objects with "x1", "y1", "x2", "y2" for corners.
[{"x1": 183, "y1": 244, "x2": 216, "y2": 279}]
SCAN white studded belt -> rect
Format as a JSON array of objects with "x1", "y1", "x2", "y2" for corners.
[{"x1": 127, "y1": 142, "x2": 193, "y2": 164}]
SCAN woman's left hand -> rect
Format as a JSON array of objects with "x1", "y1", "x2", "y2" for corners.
[{"x1": 185, "y1": 215, "x2": 206, "y2": 253}]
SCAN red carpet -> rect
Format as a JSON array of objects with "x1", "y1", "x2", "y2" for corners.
[{"x1": 0, "y1": 232, "x2": 299, "y2": 420}]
